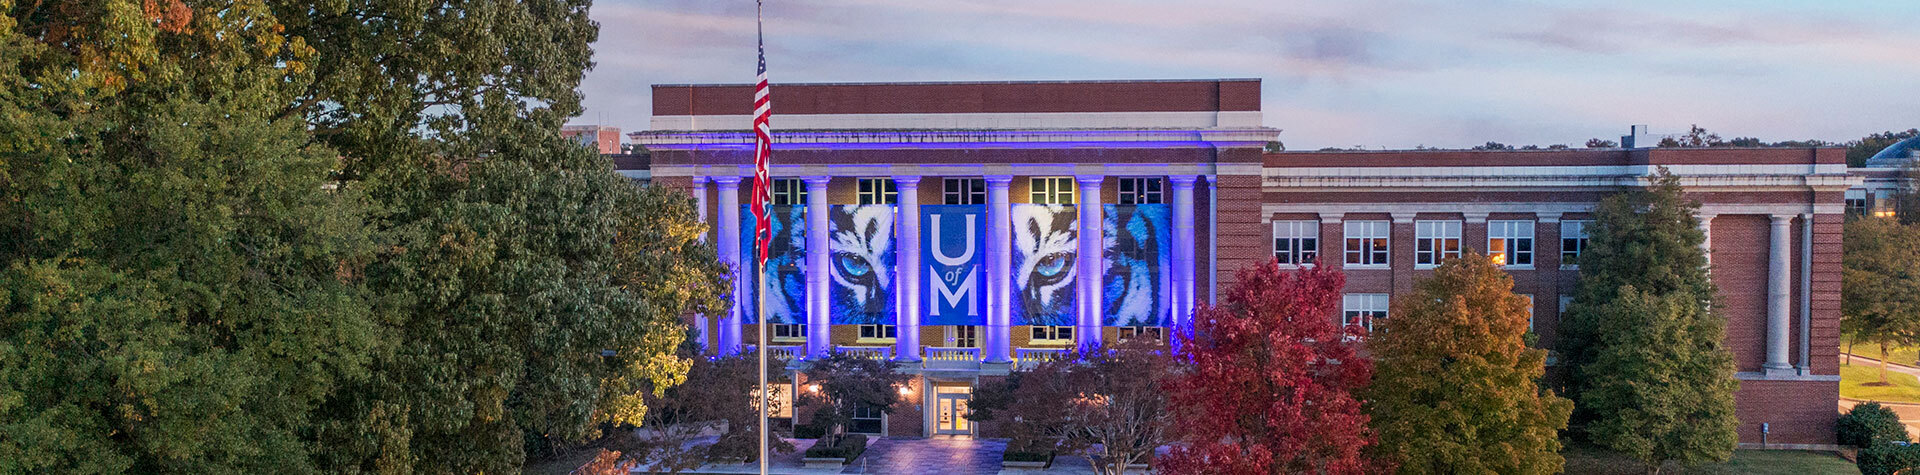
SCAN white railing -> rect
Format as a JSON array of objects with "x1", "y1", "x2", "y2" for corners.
[
  {"x1": 834, "y1": 345, "x2": 893, "y2": 360},
  {"x1": 743, "y1": 344, "x2": 804, "y2": 361},
  {"x1": 923, "y1": 347, "x2": 982, "y2": 370},
  {"x1": 1015, "y1": 347, "x2": 1071, "y2": 369}
]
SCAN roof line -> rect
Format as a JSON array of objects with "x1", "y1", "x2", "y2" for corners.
[{"x1": 649, "y1": 78, "x2": 1263, "y2": 88}]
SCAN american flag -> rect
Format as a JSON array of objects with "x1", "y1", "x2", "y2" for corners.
[{"x1": 748, "y1": 7, "x2": 773, "y2": 265}]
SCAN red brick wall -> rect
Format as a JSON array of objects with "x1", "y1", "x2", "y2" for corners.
[
  {"x1": 1711, "y1": 215, "x2": 1770, "y2": 373},
  {"x1": 1211, "y1": 174, "x2": 1265, "y2": 292},
  {"x1": 1811, "y1": 214, "x2": 1843, "y2": 376},
  {"x1": 889, "y1": 378, "x2": 925, "y2": 438},
  {"x1": 1736, "y1": 379, "x2": 1839, "y2": 445},
  {"x1": 653, "y1": 79, "x2": 1261, "y2": 116}
]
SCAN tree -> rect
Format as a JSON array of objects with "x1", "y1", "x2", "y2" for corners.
[
  {"x1": 1587, "y1": 138, "x2": 1620, "y2": 148},
  {"x1": 1161, "y1": 262, "x2": 1379, "y2": 475},
  {"x1": 1842, "y1": 216, "x2": 1920, "y2": 383},
  {"x1": 0, "y1": 1, "x2": 390, "y2": 471},
  {"x1": 1662, "y1": 125, "x2": 1725, "y2": 148},
  {"x1": 797, "y1": 352, "x2": 911, "y2": 446},
  {"x1": 625, "y1": 348, "x2": 793, "y2": 471},
  {"x1": 1474, "y1": 141, "x2": 1515, "y2": 150},
  {"x1": 977, "y1": 340, "x2": 1174, "y2": 475},
  {"x1": 1366, "y1": 252, "x2": 1573, "y2": 474},
  {"x1": 1560, "y1": 169, "x2": 1738, "y2": 472},
  {"x1": 1847, "y1": 129, "x2": 1920, "y2": 167}
]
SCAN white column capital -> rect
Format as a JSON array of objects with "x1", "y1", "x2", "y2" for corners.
[
  {"x1": 1168, "y1": 175, "x2": 1200, "y2": 186},
  {"x1": 1390, "y1": 212, "x2": 1417, "y2": 223},
  {"x1": 984, "y1": 175, "x2": 1015, "y2": 186},
  {"x1": 802, "y1": 175, "x2": 831, "y2": 186},
  {"x1": 712, "y1": 175, "x2": 743, "y2": 186},
  {"x1": 1539, "y1": 215, "x2": 1561, "y2": 224},
  {"x1": 890, "y1": 175, "x2": 923, "y2": 187},
  {"x1": 1770, "y1": 214, "x2": 1794, "y2": 225},
  {"x1": 690, "y1": 175, "x2": 709, "y2": 185},
  {"x1": 1074, "y1": 174, "x2": 1105, "y2": 186},
  {"x1": 1202, "y1": 174, "x2": 1218, "y2": 184},
  {"x1": 1317, "y1": 212, "x2": 1345, "y2": 224},
  {"x1": 1463, "y1": 212, "x2": 1491, "y2": 224}
]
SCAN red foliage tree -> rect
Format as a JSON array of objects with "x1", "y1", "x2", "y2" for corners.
[{"x1": 1161, "y1": 261, "x2": 1380, "y2": 475}]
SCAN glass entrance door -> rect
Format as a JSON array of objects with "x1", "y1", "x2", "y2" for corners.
[{"x1": 936, "y1": 393, "x2": 971, "y2": 435}]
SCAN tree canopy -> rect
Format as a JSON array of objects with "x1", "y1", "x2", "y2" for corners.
[
  {"x1": 1367, "y1": 252, "x2": 1572, "y2": 475},
  {"x1": 1842, "y1": 216, "x2": 1920, "y2": 383},
  {"x1": 1559, "y1": 169, "x2": 1738, "y2": 471},
  {"x1": 1161, "y1": 262, "x2": 1378, "y2": 475}
]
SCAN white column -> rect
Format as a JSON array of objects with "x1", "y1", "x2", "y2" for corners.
[
  {"x1": 1170, "y1": 175, "x2": 1198, "y2": 330},
  {"x1": 804, "y1": 176, "x2": 832, "y2": 359},
  {"x1": 985, "y1": 175, "x2": 1014, "y2": 363},
  {"x1": 894, "y1": 176, "x2": 923, "y2": 361},
  {"x1": 714, "y1": 176, "x2": 743, "y2": 355},
  {"x1": 1765, "y1": 214, "x2": 1793, "y2": 374},
  {"x1": 1697, "y1": 214, "x2": 1715, "y2": 266},
  {"x1": 1206, "y1": 175, "x2": 1218, "y2": 306},
  {"x1": 691, "y1": 177, "x2": 710, "y2": 353},
  {"x1": 1075, "y1": 175, "x2": 1105, "y2": 352}
]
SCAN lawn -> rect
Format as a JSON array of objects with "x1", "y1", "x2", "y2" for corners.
[
  {"x1": 1841, "y1": 335, "x2": 1920, "y2": 367},
  {"x1": 1562, "y1": 445, "x2": 1858, "y2": 474},
  {"x1": 1842, "y1": 363, "x2": 1920, "y2": 404}
]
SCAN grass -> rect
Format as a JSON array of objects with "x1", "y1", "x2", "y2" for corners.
[
  {"x1": 1842, "y1": 363, "x2": 1920, "y2": 404},
  {"x1": 1562, "y1": 444, "x2": 1858, "y2": 474},
  {"x1": 1841, "y1": 336, "x2": 1920, "y2": 367}
]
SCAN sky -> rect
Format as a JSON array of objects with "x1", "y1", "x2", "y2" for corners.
[{"x1": 574, "y1": 0, "x2": 1920, "y2": 150}]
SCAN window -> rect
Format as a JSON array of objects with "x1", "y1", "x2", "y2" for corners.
[
  {"x1": 944, "y1": 178, "x2": 986, "y2": 205},
  {"x1": 1030, "y1": 177, "x2": 1075, "y2": 205},
  {"x1": 858, "y1": 324, "x2": 897, "y2": 341},
  {"x1": 857, "y1": 178, "x2": 897, "y2": 205},
  {"x1": 1116, "y1": 177, "x2": 1164, "y2": 204},
  {"x1": 771, "y1": 178, "x2": 807, "y2": 205},
  {"x1": 1029, "y1": 326, "x2": 1073, "y2": 344},
  {"x1": 1118, "y1": 326, "x2": 1164, "y2": 341},
  {"x1": 951, "y1": 326, "x2": 980, "y2": 348},
  {"x1": 1847, "y1": 197, "x2": 1869, "y2": 217},
  {"x1": 1341, "y1": 293, "x2": 1389, "y2": 332},
  {"x1": 1273, "y1": 221, "x2": 1320, "y2": 266},
  {"x1": 850, "y1": 403, "x2": 885, "y2": 434},
  {"x1": 772, "y1": 323, "x2": 807, "y2": 341},
  {"x1": 1487, "y1": 220, "x2": 1535, "y2": 268},
  {"x1": 1414, "y1": 220, "x2": 1461, "y2": 267},
  {"x1": 1560, "y1": 221, "x2": 1591, "y2": 269},
  {"x1": 1344, "y1": 221, "x2": 1390, "y2": 267}
]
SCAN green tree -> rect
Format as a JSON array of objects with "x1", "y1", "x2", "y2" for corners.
[
  {"x1": 1560, "y1": 169, "x2": 1739, "y2": 472},
  {"x1": 1842, "y1": 216, "x2": 1920, "y2": 383},
  {"x1": 0, "y1": 0, "x2": 387, "y2": 471},
  {"x1": 1847, "y1": 129, "x2": 1920, "y2": 167},
  {"x1": 1367, "y1": 252, "x2": 1572, "y2": 474}
]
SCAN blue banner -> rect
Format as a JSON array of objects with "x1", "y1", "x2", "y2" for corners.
[
  {"x1": 921, "y1": 205, "x2": 987, "y2": 326},
  {"x1": 741, "y1": 205, "x2": 805, "y2": 324},
  {"x1": 1102, "y1": 204, "x2": 1171, "y2": 327},
  {"x1": 1011, "y1": 204, "x2": 1077, "y2": 327},
  {"x1": 828, "y1": 205, "x2": 896, "y2": 325}
]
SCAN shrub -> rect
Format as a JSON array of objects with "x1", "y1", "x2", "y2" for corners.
[
  {"x1": 802, "y1": 433, "x2": 869, "y2": 463},
  {"x1": 1858, "y1": 442, "x2": 1920, "y2": 475},
  {"x1": 1841, "y1": 402, "x2": 1911, "y2": 448},
  {"x1": 793, "y1": 423, "x2": 825, "y2": 439},
  {"x1": 1003, "y1": 451, "x2": 1052, "y2": 463}
]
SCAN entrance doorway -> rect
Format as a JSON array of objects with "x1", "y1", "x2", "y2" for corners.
[{"x1": 933, "y1": 385, "x2": 973, "y2": 435}]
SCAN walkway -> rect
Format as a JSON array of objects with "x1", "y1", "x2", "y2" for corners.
[{"x1": 629, "y1": 436, "x2": 1141, "y2": 474}]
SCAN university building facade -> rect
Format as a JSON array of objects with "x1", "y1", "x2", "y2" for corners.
[{"x1": 629, "y1": 79, "x2": 1849, "y2": 445}]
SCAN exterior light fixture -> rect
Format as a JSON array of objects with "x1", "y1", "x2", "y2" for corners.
[
  {"x1": 807, "y1": 384, "x2": 821, "y2": 393},
  {"x1": 898, "y1": 386, "x2": 912, "y2": 397}
]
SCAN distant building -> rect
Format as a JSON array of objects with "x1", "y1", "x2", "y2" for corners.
[
  {"x1": 1848, "y1": 135, "x2": 1920, "y2": 217},
  {"x1": 626, "y1": 78, "x2": 1847, "y2": 446},
  {"x1": 561, "y1": 124, "x2": 622, "y2": 154}
]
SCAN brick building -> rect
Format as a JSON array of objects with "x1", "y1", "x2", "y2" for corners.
[
  {"x1": 561, "y1": 124, "x2": 623, "y2": 154},
  {"x1": 629, "y1": 79, "x2": 1849, "y2": 446}
]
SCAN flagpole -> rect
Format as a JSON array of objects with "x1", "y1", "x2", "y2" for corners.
[{"x1": 755, "y1": 1, "x2": 771, "y2": 473}]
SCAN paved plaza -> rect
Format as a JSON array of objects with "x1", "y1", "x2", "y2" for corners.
[{"x1": 633, "y1": 436, "x2": 1144, "y2": 474}]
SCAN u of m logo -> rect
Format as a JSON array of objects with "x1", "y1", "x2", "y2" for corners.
[{"x1": 929, "y1": 214, "x2": 978, "y2": 317}]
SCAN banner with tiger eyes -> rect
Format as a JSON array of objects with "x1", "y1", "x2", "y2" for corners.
[
  {"x1": 741, "y1": 205, "x2": 806, "y2": 324},
  {"x1": 828, "y1": 205, "x2": 896, "y2": 325},
  {"x1": 1102, "y1": 204, "x2": 1171, "y2": 327},
  {"x1": 921, "y1": 205, "x2": 987, "y2": 326},
  {"x1": 1011, "y1": 204, "x2": 1078, "y2": 327}
]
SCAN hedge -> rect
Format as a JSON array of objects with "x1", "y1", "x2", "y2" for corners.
[
  {"x1": 1859, "y1": 442, "x2": 1920, "y2": 475},
  {"x1": 1840, "y1": 402, "x2": 1910, "y2": 448},
  {"x1": 803, "y1": 433, "x2": 869, "y2": 462}
]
